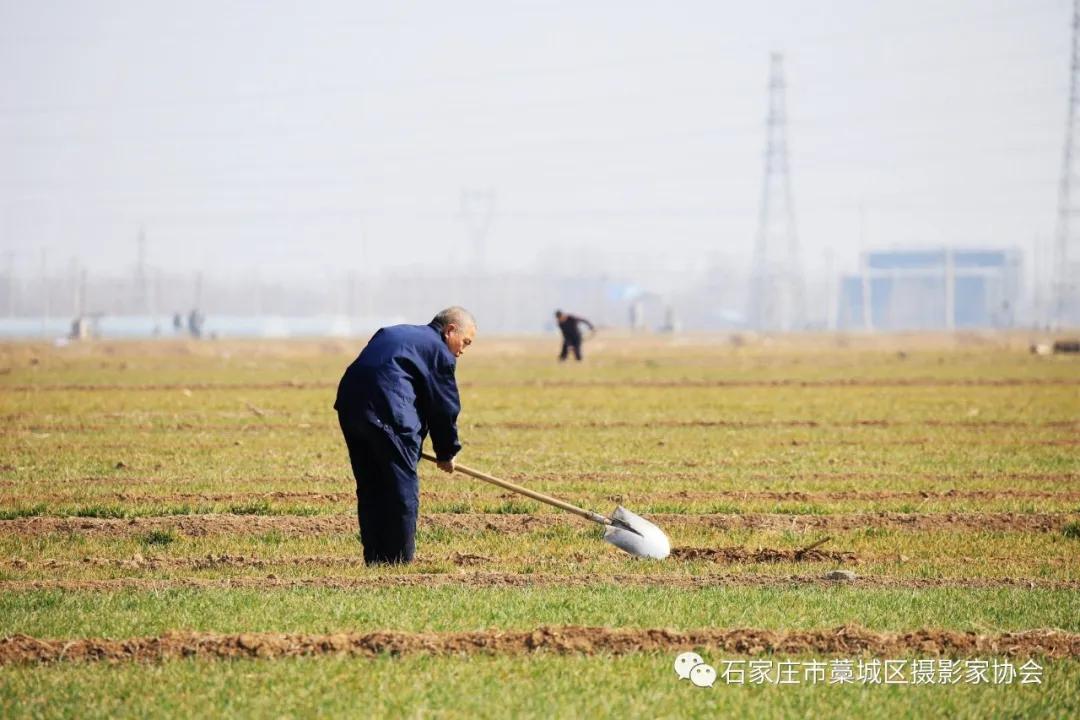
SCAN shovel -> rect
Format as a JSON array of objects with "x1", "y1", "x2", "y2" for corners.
[{"x1": 421, "y1": 452, "x2": 671, "y2": 559}]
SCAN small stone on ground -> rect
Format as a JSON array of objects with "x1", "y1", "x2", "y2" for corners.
[{"x1": 824, "y1": 569, "x2": 857, "y2": 581}]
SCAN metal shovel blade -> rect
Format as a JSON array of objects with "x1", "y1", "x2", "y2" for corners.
[{"x1": 602, "y1": 506, "x2": 671, "y2": 559}]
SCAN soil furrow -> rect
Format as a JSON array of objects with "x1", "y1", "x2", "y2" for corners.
[
  {"x1": 0, "y1": 546, "x2": 857, "y2": 571},
  {"x1": 0, "y1": 573, "x2": 1077, "y2": 594},
  {"x1": 9, "y1": 418, "x2": 1079, "y2": 433},
  {"x1": 2, "y1": 624, "x2": 1079, "y2": 665},
  {"x1": 5, "y1": 377, "x2": 1078, "y2": 392},
  {"x1": 5, "y1": 488, "x2": 1079, "y2": 506},
  {"x1": 0, "y1": 512, "x2": 1071, "y2": 537},
  {"x1": 5, "y1": 470, "x2": 1072, "y2": 487},
  {"x1": 2, "y1": 381, "x2": 336, "y2": 393}
]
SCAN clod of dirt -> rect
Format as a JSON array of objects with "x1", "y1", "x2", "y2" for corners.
[{"x1": 824, "y1": 570, "x2": 857, "y2": 581}]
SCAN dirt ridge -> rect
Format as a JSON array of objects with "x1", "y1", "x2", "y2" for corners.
[
  {"x1": 4, "y1": 488, "x2": 1079, "y2": 507},
  {"x1": 0, "y1": 512, "x2": 1071, "y2": 538},
  {"x1": 0, "y1": 545, "x2": 856, "y2": 572},
  {"x1": 6, "y1": 377, "x2": 1078, "y2": 392},
  {"x1": 669, "y1": 547, "x2": 857, "y2": 563},
  {"x1": 1, "y1": 573, "x2": 1076, "y2": 593},
  {"x1": 2, "y1": 625, "x2": 1078, "y2": 665},
  {"x1": 5, "y1": 470, "x2": 1072, "y2": 490},
  {"x1": 10, "y1": 418, "x2": 1079, "y2": 434}
]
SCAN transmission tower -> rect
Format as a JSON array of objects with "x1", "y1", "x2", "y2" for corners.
[
  {"x1": 134, "y1": 226, "x2": 147, "y2": 315},
  {"x1": 460, "y1": 189, "x2": 496, "y2": 271},
  {"x1": 747, "y1": 53, "x2": 805, "y2": 331},
  {"x1": 1054, "y1": 0, "x2": 1080, "y2": 327},
  {"x1": 4, "y1": 251, "x2": 13, "y2": 318}
]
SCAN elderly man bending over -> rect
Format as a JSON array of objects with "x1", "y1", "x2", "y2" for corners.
[{"x1": 334, "y1": 307, "x2": 477, "y2": 564}]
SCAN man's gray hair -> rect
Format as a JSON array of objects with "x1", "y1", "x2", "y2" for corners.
[{"x1": 432, "y1": 306, "x2": 476, "y2": 330}]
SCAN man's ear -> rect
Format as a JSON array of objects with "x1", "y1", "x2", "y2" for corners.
[{"x1": 444, "y1": 322, "x2": 458, "y2": 337}]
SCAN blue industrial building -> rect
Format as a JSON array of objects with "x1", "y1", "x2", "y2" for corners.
[{"x1": 838, "y1": 249, "x2": 1021, "y2": 331}]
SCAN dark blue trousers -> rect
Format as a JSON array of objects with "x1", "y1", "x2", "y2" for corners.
[
  {"x1": 337, "y1": 413, "x2": 419, "y2": 565},
  {"x1": 559, "y1": 339, "x2": 582, "y2": 361}
]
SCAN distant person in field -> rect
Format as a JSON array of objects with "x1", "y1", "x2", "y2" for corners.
[
  {"x1": 554, "y1": 309, "x2": 595, "y2": 362},
  {"x1": 187, "y1": 308, "x2": 204, "y2": 339},
  {"x1": 334, "y1": 306, "x2": 476, "y2": 565}
]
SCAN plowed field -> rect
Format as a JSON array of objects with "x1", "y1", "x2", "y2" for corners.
[{"x1": 1, "y1": 334, "x2": 1077, "y2": 717}]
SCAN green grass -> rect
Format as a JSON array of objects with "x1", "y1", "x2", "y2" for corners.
[
  {"x1": 226, "y1": 500, "x2": 273, "y2": 515},
  {"x1": 490, "y1": 500, "x2": 537, "y2": 514},
  {"x1": 138, "y1": 530, "x2": 175, "y2": 547},
  {"x1": 0, "y1": 505, "x2": 45, "y2": 521},
  {"x1": 71, "y1": 505, "x2": 129, "y2": 519},
  {"x1": 1, "y1": 587, "x2": 1078, "y2": 638},
  {"x1": 769, "y1": 503, "x2": 828, "y2": 515},
  {"x1": 2, "y1": 654, "x2": 1077, "y2": 720}
]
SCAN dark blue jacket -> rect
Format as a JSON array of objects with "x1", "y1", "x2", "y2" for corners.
[{"x1": 334, "y1": 321, "x2": 462, "y2": 462}]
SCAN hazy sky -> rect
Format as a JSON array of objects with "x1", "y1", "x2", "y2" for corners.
[{"x1": 0, "y1": 0, "x2": 1070, "y2": 293}]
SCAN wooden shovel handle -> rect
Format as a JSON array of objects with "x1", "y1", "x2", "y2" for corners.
[{"x1": 420, "y1": 452, "x2": 609, "y2": 526}]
